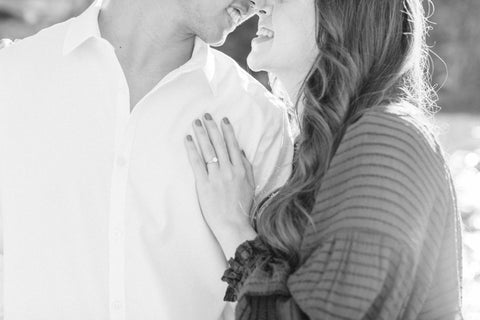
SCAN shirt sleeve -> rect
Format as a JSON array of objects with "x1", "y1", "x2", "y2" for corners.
[
  {"x1": 235, "y1": 231, "x2": 417, "y2": 320},
  {"x1": 249, "y1": 107, "x2": 294, "y2": 203}
]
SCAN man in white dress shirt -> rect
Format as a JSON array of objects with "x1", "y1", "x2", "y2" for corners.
[{"x1": 0, "y1": 0, "x2": 293, "y2": 319}]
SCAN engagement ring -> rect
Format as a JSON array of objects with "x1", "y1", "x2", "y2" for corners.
[{"x1": 206, "y1": 157, "x2": 219, "y2": 165}]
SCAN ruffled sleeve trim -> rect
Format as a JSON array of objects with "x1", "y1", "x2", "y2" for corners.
[{"x1": 221, "y1": 237, "x2": 291, "y2": 302}]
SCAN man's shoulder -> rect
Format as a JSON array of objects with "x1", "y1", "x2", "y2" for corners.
[
  {"x1": 209, "y1": 47, "x2": 286, "y2": 116},
  {"x1": 0, "y1": 18, "x2": 72, "y2": 65}
]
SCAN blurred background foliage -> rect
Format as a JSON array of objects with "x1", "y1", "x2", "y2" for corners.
[{"x1": 0, "y1": 0, "x2": 479, "y2": 318}]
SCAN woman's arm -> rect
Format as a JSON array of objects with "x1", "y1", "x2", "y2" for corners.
[
  {"x1": 229, "y1": 110, "x2": 461, "y2": 319},
  {"x1": 184, "y1": 114, "x2": 257, "y2": 258},
  {"x1": 183, "y1": 115, "x2": 415, "y2": 320},
  {"x1": 185, "y1": 110, "x2": 460, "y2": 320},
  {"x1": 183, "y1": 113, "x2": 413, "y2": 320},
  {"x1": 232, "y1": 231, "x2": 417, "y2": 320}
]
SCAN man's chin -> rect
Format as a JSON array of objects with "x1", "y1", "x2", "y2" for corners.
[
  {"x1": 208, "y1": 39, "x2": 225, "y2": 47},
  {"x1": 202, "y1": 26, "x2": 236, "y2": 47},
  {"x1": 208, "y1": 33, "x2": 229, "y2": 47}
]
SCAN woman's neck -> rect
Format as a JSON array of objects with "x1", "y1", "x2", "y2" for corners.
[{"x1": 272, "y1": 68, "x2": 308, "y2": 118}]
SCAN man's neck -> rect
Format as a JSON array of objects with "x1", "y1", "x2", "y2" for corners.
[
  {"x1": 98, "y1": 0, "x2": 196, "y2": 108},
  {"x1": 98, "y1": 0, "x2": 195, "y2": 83}
]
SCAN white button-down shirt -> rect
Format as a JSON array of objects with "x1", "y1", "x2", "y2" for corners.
[{"x1": 0, "y1": 1, "x2": 293, "y2": 319}]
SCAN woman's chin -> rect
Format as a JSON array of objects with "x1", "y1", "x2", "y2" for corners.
[
  {"x1": 247, "y1": 37, "x2": 278, "y2": 72},
  {"x1": 247, "y1": 51, "x2": 275, "y2": 73},
  {"x1": 246, "y1": 55, "x2": 264, "y2": 72}
]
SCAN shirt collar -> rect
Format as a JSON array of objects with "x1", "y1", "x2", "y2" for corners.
[
  {"x1": 63, "y1": 0, "x2": 217, "y2": 95},
  {"x1": 185, "y1": 37, "x2": 218, "y2": 96},
  {"x1": 62, "y1": 0, "x2": 103, "y2": 56}
]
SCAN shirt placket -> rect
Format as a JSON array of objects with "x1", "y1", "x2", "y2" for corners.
[{"x1": 108, "y1": 71, "x2": 136, "y2": 320}]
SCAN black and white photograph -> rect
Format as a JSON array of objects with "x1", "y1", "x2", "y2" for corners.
[{"x1": 0, "y1": 0, "x2": 478, "y2": 319}]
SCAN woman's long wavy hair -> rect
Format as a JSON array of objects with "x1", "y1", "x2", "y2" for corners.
[{"x1": 254, "y1": 0, "x2": 437, "y2": 266}]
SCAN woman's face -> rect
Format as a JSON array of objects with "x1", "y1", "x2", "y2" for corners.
[{"x1": 247, "y1": 0, "x2": 319, "y2": 75}]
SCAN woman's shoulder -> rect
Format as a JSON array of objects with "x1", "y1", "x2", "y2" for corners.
[
  {"x1": 331, "y1": 103, "x2": 451, "y2": 194},
  {"x1": 338, "y1": 103, "x2": 445, "y2": 167},
  {"x1": 351, "y1": 103, "x2": 437, "y2": 140},
  {"x1": 308, "y1": 103, "x2": 454, "y2": 248}
]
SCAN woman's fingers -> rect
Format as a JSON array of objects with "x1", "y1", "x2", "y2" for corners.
[
  {"x1": 221, "y1": 117, "x2": 243, "y2": 166},
  {"x1": 241, "y1": 150, "x2": 255, "y2": 187},
  {"x1": 192, "y1": 119, "x2": 220, "y2": 173},
  {"x1": 184, "y1": 135, "x2": 208, "y2": 181},
  {"x1": 191, "y1": 115, "x2": 247, "y2": 179},
  {"x1": 202, "y1": 114, "x2": 230, "y2": 166}
]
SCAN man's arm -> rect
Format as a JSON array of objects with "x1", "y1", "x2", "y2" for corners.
[{"x1": 248, "y1": 106, "x2": 294, "y2": 206}]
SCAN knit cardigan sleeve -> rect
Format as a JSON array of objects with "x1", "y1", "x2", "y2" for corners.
[
  {"x1": 232, "y1": 231, "x2": 417, "y2": 320},
  {"x1": 226, "y1": 107, "x2": 462, "y2": 320}
]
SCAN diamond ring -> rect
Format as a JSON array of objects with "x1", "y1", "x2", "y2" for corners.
[{"x1": 206, "y1": 157, "x2": 219, "y2": 165}]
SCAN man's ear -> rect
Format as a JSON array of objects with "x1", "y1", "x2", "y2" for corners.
[{"x1": 0, "y1": 39, "x2": 13, "y2": 50}]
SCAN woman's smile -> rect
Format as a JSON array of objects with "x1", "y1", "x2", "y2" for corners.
[{"x1": 252, "y1": 26, "x2": 275, "y2": 45}]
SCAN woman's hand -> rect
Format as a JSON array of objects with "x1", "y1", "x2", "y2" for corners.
[{"x1": 185, "y1": 114, "x2": 257, "y2": 258}]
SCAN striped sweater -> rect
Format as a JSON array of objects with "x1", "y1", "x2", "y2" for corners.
[{"x1": 231, "y1": 106, "x2": 463, "y2": 320}]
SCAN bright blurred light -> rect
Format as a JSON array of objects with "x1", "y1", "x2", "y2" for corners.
[
  {"x1": 472, "y1": 126, "x2": 480, "y2": 140},
  {"x1": 465, "y1": 152, "x2": 480, "y2": 168},
  {"x1": 471, "y1": 214, "x2": 480, "y2": 230},
  {"x1": 448, "y1": 150, "x2": 480, "y2": 221}
]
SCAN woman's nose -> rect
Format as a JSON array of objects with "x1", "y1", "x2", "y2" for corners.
[
  {"x1": 250, "y1": 0, "x2": 272, "y2": 16},
  {"x1": 232, "y1": 0, "x2": 255, "y2": 16}
]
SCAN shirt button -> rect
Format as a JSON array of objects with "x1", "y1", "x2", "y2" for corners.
[
  {"x1": 113, "y1": 229, "x2": 122, "y2": 239},
  {"x1": 116, "y1": 156, "x2": 127, "y2": 167},
  {"x1": 112, "y1": 300, "x2": 123, "y2": 310}
]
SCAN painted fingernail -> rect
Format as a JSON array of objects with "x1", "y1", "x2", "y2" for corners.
[
  {"x1": 223, "y1": 117, "x2": 230, "y2": 125},
  {"x1": 186, "y1": 135, "x2": 193, "y2": 141},
  {"x1": 241, "y1": 150, "x2": 246, "y2": 157},
  {"x1": 204, "y1": 113, "x2": 212, "y2": 121},
  {"x1": 195, "y1": 119, "x2": 202, "y2": 127}
]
